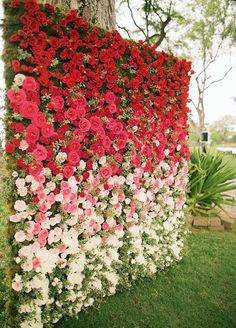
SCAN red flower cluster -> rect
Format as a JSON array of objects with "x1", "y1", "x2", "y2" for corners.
[{"x1": 6, "y1": 0, "x2": 191, "y2": 178}]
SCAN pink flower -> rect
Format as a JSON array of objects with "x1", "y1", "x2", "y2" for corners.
[
  {"x1": 105, "y1": 91, "x2": 116, "y2": 104},
  {"x1": 22, "y1": 76, "x2": 37, "y2": 91},
  {"x1": 64, "y1": 107, "x2": 78, "y2": 121},
  {"x1": 99, "y1": 166, "x2": 112, "y2": 179},
  {"x1": 14, "y1": 200, "x2": 27, "y2": 212},
  {"x1": 32, "y1": 144, "x2": 48, "y2": 161},
  {"x1": 50, "y1": 95, "x2": 64, "y2": 111},
  {"x1": 25, "y1": 124, "x2": 40, "y2": 144},
  {"x1": 7, "y1": 89, "x2": 26, "y2": 105},
  {"x1": 20, "y1": 101, "x2": 39, "y2": 119},
  {"x1": 32, "y1": 258, "x2": 40, "y2": 269},
  {"x1": 102, "y1": 221, "x2": 110, "y2": 231},
  {"x1": 79, "y1": 118, "x2": 91, "y2": 132},
  {"x1": 12, "y1": 281, "x2": 23, "y2": 292},
  {"x1": 67, "y1": 151, "x2": 80, "y2": 165},
  {"x1": 108, "y1": 103, "x2": 117, "y2": 113}
]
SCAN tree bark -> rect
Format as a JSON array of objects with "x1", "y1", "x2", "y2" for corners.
[{"x1": 38, "y1": 0, "x2": 116, "y2": 30}]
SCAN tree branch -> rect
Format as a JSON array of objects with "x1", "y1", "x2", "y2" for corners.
[{"x1": 205, "y1": 66, "x2": 233, "y2": 91}]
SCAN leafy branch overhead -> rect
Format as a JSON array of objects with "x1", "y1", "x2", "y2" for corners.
[{"x1": 117, "y1": 0, "x2": 181, "y2": 46}]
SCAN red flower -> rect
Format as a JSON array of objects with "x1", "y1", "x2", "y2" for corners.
[
  {"x1": 25, "y1": 124, "x2": 40, "y2": 144},
  {"x1": 79, "y1": 118, "x2": 91, "y2": 132},
  {"x1": 99, "y1": 166, "x2": 112, "y2": 179},
  {"x1": 105, "y1": 91, "x2": 116, "y2": 104},
  {"x1": 11, "y1": 60, "x2": 20, "y2": 72},
  {"x1": 64, "y1": 107, "x2": 78, "y2": 121},
  {"x1": 5, "y1": 143, "x2": 15, "y2": 153},
  {"x1": 108, "y1": 103, "x2": 117, "y2": 114},
  {"x1": 67, "y1": 151, "x2": 80, "y2": 165},
  {"x1": 32, "y1": 112, "x2": 47, "y2": 128},
  {"x1": 32, "y1": 144, "x2": 48, "y2": 161},
  {"x1": 20, "y1": 101, "x2": 38, "y2": 119},
  {"x1": 29, "y1": 161, "x2": 43, "y2": 177},
  {"x1": 63, "y1": 164, "x2": 74, "y2": 179},
  {"x1": 50, "y1": 95, "x2": 64, "y2": 111},
  {"x1": 41, "y1": 124, "x2": 54, "y2": 138},
  {"x1": 22, "y1": 76, "x2": 37, "y2": 91},
  {"x1": 77, "y1": 96, "x2": 87, "y2": 108},
  {"x1": 7, "y1": 89, "x2": 26, "y2": 105},
  {"x1": 90, "y1": 116, "x2": 102, "y2": 131}
]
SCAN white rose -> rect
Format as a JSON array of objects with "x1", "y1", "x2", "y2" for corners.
[
  {"x1": 56, "y1": 152, "x2": 67, "y2": 163},
  {"x1": 19, "y1": 140, "x2": 29, "y2": 150},
  {"x1": 99, "y1": 156, "x2": 106, "y2": 165},
  {"x1": 14, "y1": 73, "x2": 25, "y2": 86},
  {"x1": 14, "y1": 200, "x2": 27, "y2": 212}
]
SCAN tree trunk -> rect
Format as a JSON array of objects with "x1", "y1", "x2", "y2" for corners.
[{"x1": 38, "y1": 0, "x2": 116, "y2": 30}]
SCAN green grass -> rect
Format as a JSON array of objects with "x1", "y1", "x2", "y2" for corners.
[{"x1": 55, "y1": 231, "x2": 236, "y2": 328}]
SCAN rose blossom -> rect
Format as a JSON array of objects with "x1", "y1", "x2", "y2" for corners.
[
  {"x1": 19, "y1": 140, "x2": 29, "y2": 150},
  {"x1": 14, "y1": 200, "x2": 27, "y2": 212},
  {"x1": 12, "y1": 281, "x2": 23, "y2": 292},
  {"x1": 105, "y1": 91, "x2": 116, "y2": 104},
  {"x1": 14, "y1": 73, "x2": 25, "y2": 86},
  {"x1": 22, "y1": 76, "x2": 37, "y2": 91},
  {"x1": 99, "y1": 166, "x2": 112, "y2": 179},
  {"x1": 15, "y1": 231, "x2": 26, "y2": 242},
  {"x1": 32, "y1": 144, "x2": 48, "y2": 161}
]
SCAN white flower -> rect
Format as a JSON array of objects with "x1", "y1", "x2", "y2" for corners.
[
  {"x1": 79, "y1": 160, "x2": 86, "y2": 170},
  {"x1": 17, "y1": 187, "x2": 28, "y2": 197},
  {"x1": 163, "y1": 221, "x2": 174, "y2": 231},
  {"x1": 55, "y1": 152, "x2": 67, "y2": 163},
  {"x1": 164, "y1": 149, "x2": 170, "y2": 156},
  {"x1": 19, "y1": 140, "x2": 29, "y2": 150},
  {"x1": 15, "y1": 231, "x2": 26, "y2": 242},
  {"x1": 14, "y1": 73, "x2": 25, "y2": 86},
  {"x1": 135, "y1": 189, "x2": 147, "y2": 202},
  {"x1": 99, "y1": 156, "x2": 106, "y2": 165}
]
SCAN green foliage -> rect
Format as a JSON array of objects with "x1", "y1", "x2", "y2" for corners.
[{"x1": 187, "y1": 149, "x2": 236, "y2": 216}]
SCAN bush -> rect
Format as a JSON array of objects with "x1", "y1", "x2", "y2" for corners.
[{"x1": 187, "y1": 149, "x2": 236, "y2": 216}]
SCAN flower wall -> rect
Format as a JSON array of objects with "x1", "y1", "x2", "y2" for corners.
[{"x1": 3, "y1": 0, "x2": 191, "y2": 327}]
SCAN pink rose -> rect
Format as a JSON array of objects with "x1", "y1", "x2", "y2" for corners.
[
  {"x1": 77, "y1": 96, "x2": 87, "y2": 108},
  {"x1": 50, "y1": 95, "x2": 64, "y2": 111},
  {"x1": 99, "y1": 166, "x2": 112, "y2": 179},
  {"x1": 64, "y1": 107, "x2": 78, "y2": 121},
  {"x1": 105, "y1": 91, "x2": 116, "y2": 104},
  {"x1": 22, "y1": 76, "x2": 37, "y2": 91},
  {"x1": 19, "y1": 101, "x2": 39, "y2": 119},
  {"x1": 90, "y1": 116, "x2": 102, "y2": 131},
  {"x1": 15, "y1": 231, "x2": 26, "y2": 242},
  {"x1": 32, "y1": 144, "x2": 48, "y2": 161},
  {"x1": 12, "y1": 281, "x2": 23, "y2": 292},
  {"x1": 108, "y1": 103, "x2": 117, "y2": 113},
  {"x1": 79, "y1": 118, "x2": 91, "y2": 132},
  {"x1": 7, "y1": 89, "x2": 26, "y2": 105},
  {"x1": 25, "y1": 124, "x2": 40, "y2": 144}
]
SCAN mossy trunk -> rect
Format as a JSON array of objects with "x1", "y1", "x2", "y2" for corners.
[{"x1": 39, "y1": 0, "x2": 116, "y2": 30}]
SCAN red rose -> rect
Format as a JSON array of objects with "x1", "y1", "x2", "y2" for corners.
[
  {"x1": 25, "y1": 124, "x2": 40, "y2": 144},
  {"x1": 76, "y1": 106, "x2": 86, "y2": 119},
  {"x1": 5, "y1": 143, "x2": 15, "y2": 153},
  {"x1": 9, "y1": 122, "x2": 25, "y2": 133},
  {"x1": 99, "y1": 166, "x2": 112, "y2": 179},
  {"x1": 63, "y1": 165, "x2": 74, "y2": 179},
  {"x1": 50, "y1": 95, "x2": 64, "y2": 111},
  {"x1": 90, "y1": 116, "x2": 102, "y2": 131},
  {"x1": 86, "y1": 159, "x2": 93, "y2": 170},
  {"x1": 29, "y1": 161, "x2": 43, "y2": 177},
  {"x1": 32, "y1": 112, "x2": 47, "y2": 128},
  {"x1": 111, "y1": 121, "x2": 123, "y2": 134},
  {"x1": 108, "y1": 103, "x2": 117, "y2": 114},
  {"x1": 20, "y1": 101, "x2": 39, "y2": 119},
  {"x1": 41, "y1": 124, "x2": 54, "y2": 138},
  {"x1": 7, "y1": 89, "x2": 26, "y2": 105},
  {"x1": 64, "y1": 107, "x2": 78, "y2": 121},
  {"x1": 67, "y1": 151, "x2": 80, "y2": 165},
  {"x1": 114, "y1": 152, "x2": 123, "y2": 163},
  {"x1": 11, "y1": 60, "x2": 20, "y2": 72},
  {"x1": 83, "y1": 172, "x2": 90, "y2": 180},
  {"x1": 77, "y1": 96, "x2": 87, "y2": 108},
  {"x1": 79, "y1": 118, "x2": 91, "y2": 132},
  {"x1": 105, "y1": 91, "x2": 116, "y2": 104},
  {"x1": 22, "y1": 77, "x2": 37, "y2": 91},
  {"x1": 32, "y1": 144, "x2": 48, "y2": 161}
]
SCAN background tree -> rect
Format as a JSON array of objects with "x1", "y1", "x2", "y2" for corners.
[
  {"x1": 209, "y1": 115, "x2": 236, "y2": 144},
  {"x1": 38, "y1": 0, "x2": 116, "y2": 30},
  {"x1": 117, "y1": 0, "x2": 236, "y2": 140}
]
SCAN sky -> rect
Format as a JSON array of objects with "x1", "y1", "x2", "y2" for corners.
[{"x1": 0, "y1": 0, "x2": 235, "y2": 132}]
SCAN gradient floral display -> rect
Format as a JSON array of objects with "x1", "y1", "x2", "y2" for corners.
[{"x1": 4, "y1": 0, "x2": 191, "y2": 327}]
